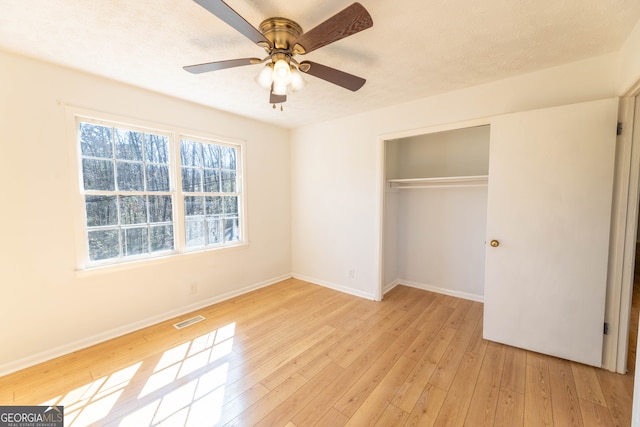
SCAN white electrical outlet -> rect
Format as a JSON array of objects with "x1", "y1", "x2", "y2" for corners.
[
  {"x1": 349, "y1": 269, "x2": 355, "y2": 279},
  {"x1": 190, "y1": 282, "x2": 198, "y2": 294}
]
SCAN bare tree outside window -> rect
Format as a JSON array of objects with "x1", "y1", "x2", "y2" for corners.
[{"x1": 76, "y1": 118, "x2": 243, "y2": 267}]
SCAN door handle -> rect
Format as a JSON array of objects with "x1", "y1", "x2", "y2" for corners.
[{"x1": 490, "y1": 240, "x2": 500, "y2": 247}]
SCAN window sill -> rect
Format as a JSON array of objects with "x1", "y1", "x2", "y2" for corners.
[{"x1": 75, "y1": 242, "x2": 250, "y2": 278}]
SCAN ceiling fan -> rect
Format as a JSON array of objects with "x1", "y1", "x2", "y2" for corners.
[{"x1": 183, "y1": 0, "x2": 373, "y2": 108}]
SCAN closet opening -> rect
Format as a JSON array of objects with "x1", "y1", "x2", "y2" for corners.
[{"x1": 381, "y1": 124, "x2": 490, "y2": 301}]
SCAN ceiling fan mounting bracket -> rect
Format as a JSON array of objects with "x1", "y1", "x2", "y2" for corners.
[{"x1": 259, "y1": 17, "x2": 303, "y2": 51}]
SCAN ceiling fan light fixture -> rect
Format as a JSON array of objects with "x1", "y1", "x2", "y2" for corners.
[
  {"x1": 255, "y1": 64, "x2": 273, "y2": 89},
  {"x1": 272, "y1": 81, "x2": 289, "y2": 96},
  {"x1": 272, "y1": 59, "x2": 293, "y2": 85},
  {"x1": 289, "y1": 67, "x2": 306, "y2": 92}
]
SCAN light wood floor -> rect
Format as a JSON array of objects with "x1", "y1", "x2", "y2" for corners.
[{"x1": 0, "y1": 279, "x2": 634, "y2": 426}]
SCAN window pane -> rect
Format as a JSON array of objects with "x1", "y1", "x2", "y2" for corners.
[
  {"x1": 221, "y1": 170, "x2": 236, "y2": 192},
  {"x1": 115, "y1": 128, "x2": 143, "y2": 161},
  {"x1": 120, "y1": 195, "x2": 147, "y2": 225},
  {"x1": 151, "y1": 225, "x2": 174, "y2": 251},
  {"x1": 202, "y1": 144, "x2": 220, "y2": 169},
  {"x1": 147, "y1": 164, "x2": 170, "y2": 192},
  {"x1": 224, "y1": 218, "x2": 239, "y2": 242},
  {"x1": 80, "y1": 123, "x2": 112, "y2": 158},
  {"x1": 88, "y1": 229, "x2": 120, "y2": 261},
  {"x1": 83, "y1": 159, "x2": 115, "y2": 191},
  {"x1": 117, "y1": 162, "x2": 144, "y2": 191},
  {"x1": 223, "y1": 196, "x2": 238, "y2": 215},
  {"x1": 206, "y1": 196, "x2": 223, "y2": 218},
  {"x1": 149, "y1": 195, "x2": 173, "y2": 223},
  {"x1": 123, "y1": 227, "x2": 148, "y2": 256},
  {"x1": 186, "y1": 221, "x2": 205, "y2": 247},
  {"x1": 185, "y1": 196, "x2": 204, "y2": 218},
  {"x1": 182, "y1": 168, "x2": 202, "y2": 192},
  {"x1": 220, "y1": 146, "x2": 237, "y2": 170},
  {"x1": 86, "y1": 195, "x2": 118, "y2": 227},
  {"x1": 181, "y1": 140, "x2": 202, "y2": 167},
  {"x1": 145, "y1": 134, "x2": 169, "y2": 164},
  {"x1": 203, "y1": 169, "x2": 220, "y2": 192},
  {"x1": 207, "y1": 219, "x2": 222, "y2": 244}
]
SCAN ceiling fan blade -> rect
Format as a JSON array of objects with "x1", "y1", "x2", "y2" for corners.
[
  {"x1": 299, "y1": 61, "x2": 366, "y2": 91},
  {"x1": 292, "y1": 2, "x2": 373, "y2": 55},
  {"x1": 193, "y1": 0, "x2": 271, "y2": 47},
  {"x1": 183, "y1": 58, "x2": 259, "y2": 74}
]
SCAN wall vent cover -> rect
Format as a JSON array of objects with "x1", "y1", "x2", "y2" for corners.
[{"x1": 173, "y1": 315, "x2": 205, "y2": 330}]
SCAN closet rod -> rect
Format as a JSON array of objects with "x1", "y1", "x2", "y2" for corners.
[{"x1": 392, "y1": 183, "x2": 488, "y2": 189}]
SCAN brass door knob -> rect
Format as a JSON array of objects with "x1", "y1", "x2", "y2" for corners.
[{"x1": 490, "y1": 240, "x2": 500, "y2": 247}]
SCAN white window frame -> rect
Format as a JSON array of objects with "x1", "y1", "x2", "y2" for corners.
[
  {"x1": 179, "y1": 135, "x2": 244, "y2": 251},
  {"x1": 66, "y1": 108, "x2": 248, "y2": 271}
]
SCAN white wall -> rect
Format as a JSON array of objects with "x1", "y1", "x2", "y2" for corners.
[
  {"x1": 0, "y1": 51, "x2": 292, "y2": 374},
  {"x1": 291, "y1": 52, "x2": 621, "y2": 300},
  {"x1": 619, "y1": 19, "x2": 640, "y2": 94},
  {"x1": 396, "y1": 187, "x2": 488, "y2": 300},
  {"x1": 387, "y1": 126, "x2": 490, "y2": 179}
]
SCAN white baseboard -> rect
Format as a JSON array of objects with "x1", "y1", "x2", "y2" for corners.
[
  {"x1": 291, "y1": 273, "x2": 379, "y2": 301},
  {"x1": 383, "y1": 279, "x2": 400, "y2": 295},
  {"x1": 397, "y1": 278, "x2": 484, "y2": 303},
  {"x1": 0, "y1": 273, "x2": 292, "y2": 377}
]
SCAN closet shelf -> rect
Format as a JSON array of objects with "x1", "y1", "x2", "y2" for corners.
[{"x1": 387, "y1": 175, "x2": 488, "y2": 189}]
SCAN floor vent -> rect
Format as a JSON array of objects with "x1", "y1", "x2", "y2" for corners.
[{"x1": 173, "y1": 315, "x2": 205, "y2": 330}]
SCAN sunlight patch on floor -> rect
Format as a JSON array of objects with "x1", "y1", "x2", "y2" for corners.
[{"x1": 39, "y1": 322, "x2": 236, "y2": 426}]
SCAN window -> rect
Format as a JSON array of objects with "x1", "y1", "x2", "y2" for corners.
[
  {"x1": 180, "y1": 139, "x2": 241, "y2": 248},
  {"x1": 76, "y1": 117, "x2": 244, "y2": 267}
]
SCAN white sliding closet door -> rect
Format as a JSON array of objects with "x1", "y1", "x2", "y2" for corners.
[{"x1": 484, "y1": 98, "x2": 618, "y2": 366}]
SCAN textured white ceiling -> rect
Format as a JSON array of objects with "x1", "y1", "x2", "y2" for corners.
[{"x1": 1, "y1": 0, "x2": 639, "y2": 128}]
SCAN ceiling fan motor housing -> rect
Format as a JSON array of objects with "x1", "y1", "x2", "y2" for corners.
[{"x1": 259, "y1": 17, "x2": 303, "y2": 51}]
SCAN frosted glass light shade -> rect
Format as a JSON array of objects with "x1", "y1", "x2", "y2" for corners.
[
  {"x1": 289, "y1": 68, "x2": 306, "y2": 92},
  {"x1": 255, "y1": 65, "x2": 273, "y2": 89},
  {"x1": 272, "y1": 59, "x2": 292, "y2": 85},
  {"x1": 272, "y1": 82, "x2": 288, "y2": 95}
]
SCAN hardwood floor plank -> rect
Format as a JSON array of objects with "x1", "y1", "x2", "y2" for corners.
[
  {"x1": 291, "y1": 333, "x2": 403, "y2": 426},
  {"x1": 388, "y1": 293, "x2": 437, "y2": 336},
  {"x1": 464, "y1": 342, "x2": 506, "y2": 426},
  {"x1": 344, "y1": 356, "x2": 417, "y2": 426},
  {"x1": 434, "y1": 350, "x2": 485, "y2": 426},
  {"x1": 548, "y1": 357, "x2": 584, "y2": 427},
  {"x1": 333, "y1": 310, "x2": 411, "y2": 369},
  {"x1": 373, "y1": 403, "x2": 409, "y2": 427},
  {"x1": 403, "y1": 384, "x2": 448, "y2": 427},
  {"x1": 313, "y1": 407, "x2": 349, "y2": 427},
  {"x1": 524, "y1": 352, "x2": 554, "y2": 426},
  {"x1": 501, "y1": 345, "x2": 527, "y2": 394},
  {"x1": 259, "y1": 328, "x2": 342, "y2": 390},
  {"x1": 223, "y1": 373, "x2": 308, "y2": 426},
  {"x1": 392, "y1": 327, "x2": 456, "y2": 412},
  {"x1": 428, "y1": 309, "x2": 479, "y2": 391},
  {"x1": 446, "y1": 299, "x2": 474, "y2": 329},
  {"x1": 571, "y1": 361, "x2": 608, "y2": 407},
  {"x1": 493, "y1": 388, "x2": 525, "y2": 427},
  {"x1": 595, "y1": 367, "x2": 633, "y2": 427},
  {"x1": 255, "y1": 363, "x2": 344, "y2": 427},
  {"x1": 466, "y1": 314, "x2": 488, "y2": 356},
  {"x1": 403, "y1": 302, "x2": 455, "y2": 361},
  {"x1": 334, "y1": 327, "x2": 421, "y2": 417},
  {"x1": 578, "y1": 398, "x2": 615, "y2": 427},
  {"x1": 297, "y1": 321, "x2": 377, "y2": 379},
  {"x1": 0, "y1": 279, "x2": 633, "y2": 427}
]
